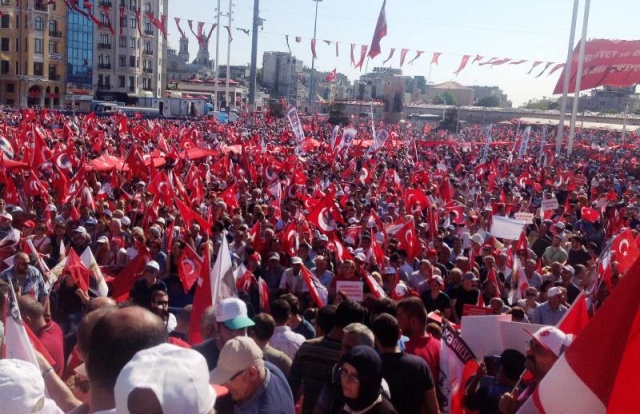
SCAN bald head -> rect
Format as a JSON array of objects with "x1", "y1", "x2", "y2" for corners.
[
  {"x1": 86, "y1": 306, "x2": 166, "y2": 392},
  {"x1": 89, "y1": 296, "x2": 117, "y2": 312}
]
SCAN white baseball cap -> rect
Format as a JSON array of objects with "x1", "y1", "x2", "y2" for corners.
[
  {"x1": 470, "y1": 233, "x2": 484, "y2": 245},
  {"x1": 121, "y1": 216, "x2": 131, "y2": 227},
  {"x1": 291, "y1": 256, "x2": 303, "y2": 265},
  {"x1": 145, "y1": 260, "x2": 160, "y2": 271},
  {"x1": 546, "y1": 287, "x2": 562, "y2": 299},
  {"x1": 215, "y1": 298, "x2": 255, "y2": 330},
  {"x1": 114, "y1": 343, "x2": 219, "y2": 414},
  {"x1": 0, "y1": 212, "x2": 13, "y2": 221},
  {"x1": 527, "y1": 327, "x2": 573, "y2": 357}
]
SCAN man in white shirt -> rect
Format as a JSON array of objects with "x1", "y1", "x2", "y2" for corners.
[{"x1": 268, "y1": 299, "x2": 305, "y2": 360}]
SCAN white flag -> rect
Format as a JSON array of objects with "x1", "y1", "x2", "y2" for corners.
[
  {"x1": 211, "y1": 236, "x2": 237, "y2": 308},
  {"x1": 518, "y1": 126, "x2": 532, "y2": 159}
]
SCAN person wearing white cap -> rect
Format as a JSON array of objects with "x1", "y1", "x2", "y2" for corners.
[
  {"x1": 530, "y1": 286, "x2": 568, "y2": 326},
  {"x1": 498, "y1": 326, "x2": 573, "y2": 414},
  {"x1": 0, "y1": 210, "x2": 15, "y2": 240},
  {"x1": 279, "y1": 257, "x2": 306, "y2": 296},
  {"x1": 210, "y1": 337, "x2": 294, "y2": 413},
  {"x1": 192, "y1": 298, "x2": 256, "y2": 372},
  {"x1": 129, "y1": 261, "x2": 167, "y2": 308},
  {"x1": 0, "y1": 359, "x2": 66, "y2": 413},
  {"x1": 114, "y1": 343, "x2": 220, "y2": 414}
]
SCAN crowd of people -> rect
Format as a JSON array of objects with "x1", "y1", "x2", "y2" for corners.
[{"x1": 0, "y1": 106, "x2": 635, "y2": 413}]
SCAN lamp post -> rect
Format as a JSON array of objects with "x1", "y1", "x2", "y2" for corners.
[
  {"x1": 438, "y1": 94, "x2": 447, "y2": 121},
  {"x1": 308, "y1": 0, "x2": 321, "y2": 113}
]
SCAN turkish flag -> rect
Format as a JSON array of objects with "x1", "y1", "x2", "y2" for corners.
[
  {"x1": 523, "y1": 254, "x2": 640, "y2": 413},
  {"x1": 327, "y1": 234, "x2": 354, "y2": 262},
  {"x1": 405, "y1": 188, "x2": 430, "y2": 213},
  {"x1": 111, "y1": 242, "x2": 152, "y2": 302},
  {"x1": 279, "y1": 221, "x2": 298, "y2": 257},
  {"x1": 124, "y1": 146, "x2": 149, "y2": 181},
  {"x1": 219, "y1": 183, "x2": 240, "y2": 212},
  {"x1": 62, "y1": 249, "x2": 90, "y2": 292},
  {"x1": 393, "y1": 219, "x2": 421, "y2": 261},
  {"x1": 557, "y1": 293, "x2": 590, "y2": 337},
  {"x1": 611, "y1": 229, "x2": 639, "y2": 274},
  {"x1": 300, "y1": 265, "x2": 328, "y2": 307},
  {"x1": 325, "y1": 68, "x2": 337, "y2": 82},
  {"x1": 307, "y1": 193, "x2": 344, "y2": 235},
  {"x1": 581, "y1": 207, "x2": 600, "y2": 223},
  {"x1": 189, "y1": 239, "x2": 212, "y2": 345},
  {"x1": 367, "y1": 0, "x2": 387, "y2": 59},
  {"x1": 258, "y1": 277, "x2": 270, "y2": 312},
  {"x1": 363, "y1": 269, "x2": 387, "y2": 299},
  {"x1": 31, "y1": 125, "x2": 52, "y2": 168},
  {"x1": 178, "y1": 245, "x2": 203, "y2": 293},
  {"x1": 147, "y1": 171, "x2": 174, "y2": 205},
  {"x1": 174, "y1": 198, "x2": 211, "y2": 233}
]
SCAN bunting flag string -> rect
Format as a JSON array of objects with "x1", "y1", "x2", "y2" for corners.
[
  {"x1": 145, "y1": 12, "x2": 167, "y2": 39},
  {"x1": 454, "y1": 54, "x2": 471, "y2": 76},
  {"x1": 101, "y1": 4, "x2": 115, "y2": 35},
  {"x1": 383, "y1": 48, "x2": 395, "y2": 65},
  {"x1": 224, "y1": 25, "x2": 233, "y2": 43},
  {"x1": 355, "y1": 45, "x2": 368, "y2": 70},
  {"x1": 206, "y1": 24, "x2": 218, "y2": 42},
  {"x1": 528, "y1": 60, "x2": 543, "y2": 74},
  {"x1": 407, "y1": 50, "x2": 424, "y2": 65},
  {"x1": 350, "y1": 44, "x2": 356, "y2": 67},
  {"x1": 236, "y1": 28, "x2": 250, "y2": 35},
  {"x1": 174, "y1": 17, "x2": 186, "y2": 38},
  {"x1": 430, "y1": 52, "x2": 441, "y2": 65},
  {"x1": 399, "y1": 48, "x2": 410, "y2": 67},
  {"x1": 285, "y1": 35, "x2": 291, "y2": 54},
  {"x1": 536, "y1": 62, "x2": 554, "y2": 78}
]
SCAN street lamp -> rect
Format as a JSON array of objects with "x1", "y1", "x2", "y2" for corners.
[
  {"x1": 308, "y1": 0, "x2": 321, "y2": 113},
  {"x1": 437, "y1": 94, "x2": 447, "y2": 121}
]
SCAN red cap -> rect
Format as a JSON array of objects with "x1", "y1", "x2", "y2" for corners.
[{"x1": 22, "y1": 220, "x2": 36, "y2": 228}]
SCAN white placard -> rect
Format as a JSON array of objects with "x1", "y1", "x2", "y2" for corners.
[
  {"x1": 541, "y1": 198, "x2": 559, "y2": 211},
  {"x1": 336, "y1": 281, "x2": 364, "y2": 302},
  {"x1": 514, "y1": 212, "x2": 535, "y2": 224},
  {"x1": 461, "y1": 315, "x2": 511, "y2": 358},
  {"x1": 490, "y1": 216, "x2": 527, "y2": 240}
]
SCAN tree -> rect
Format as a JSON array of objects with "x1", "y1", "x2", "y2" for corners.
[
  {"x1": 328, "y1": 102, "x2": 349, "y2": 125},
  {"x1": 476, "y1": 95, "x2": 501, "y2": 107},
  {"x1": 520, "y1": 97, "x2": 559, "y2": 110},
  {"x1": 440, "y1": 91, "x2": 457, "y2": 105}
]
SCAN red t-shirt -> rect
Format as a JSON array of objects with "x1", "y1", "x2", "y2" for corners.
[
  {"x1": 405, "y1": 334, "x2": 440, "y2": 383},
  {"x1": 37, "y1": 320, "x2": 65, "y2": 377}
]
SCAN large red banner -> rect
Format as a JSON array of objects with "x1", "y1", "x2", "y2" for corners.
[{"x1": 553, "y1": 39, "x2": 640, "y2": 94}]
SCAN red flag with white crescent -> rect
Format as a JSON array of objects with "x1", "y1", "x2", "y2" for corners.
[{"x1": 300, "y1": 265, "x2": 328, "y2": 307}]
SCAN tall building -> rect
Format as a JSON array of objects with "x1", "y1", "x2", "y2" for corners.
[
  {"x1": 93, "y1": 0, "x2": 167, "y2": 103},
  {"x1": 471, "y1": 85, "x2": 511, "y2": 108},
  {"x1": 261, "y1": 51, "x2": 302, "y2": 99},
  {"x1": 0, "y1": 0, "x2": 67, "y2": 107},
  {"x1": 65, "y1": 1, "x2": 94, "y2": 108}
]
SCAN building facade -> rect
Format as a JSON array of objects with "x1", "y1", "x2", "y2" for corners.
[
  {"x1": 93, "y1": 0, "x2": 167, "y2": 103},
  {"x1": 471, "y1": 85, "x2": 511, "y2": 108},
  {"x1": 65, "y1": 2, "x2": 94, "y2": 109},
  {"x1": 261, "y1": 51, "x2": 302, "y2": 99},
  {"x1": 424, "y1": 81, "x2": 475, "y2": 106},
  {"x1": 0, "y1": 0, "x2": 67, "y2": 107}
]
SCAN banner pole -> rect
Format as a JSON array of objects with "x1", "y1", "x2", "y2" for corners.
[
  {"x1": 567, "y1": 0, "x2": 591, "y2": 156},
  {"x1": 556, "y1": 0, "x2": 580, "y2": 155}
]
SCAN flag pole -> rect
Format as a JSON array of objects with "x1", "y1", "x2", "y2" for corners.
[
  {"x1": 555, "y1": 0, "x2": 580, "y2": 155},
  {"x1": 567, "y1": 0, "x2": 591, "y2": 156}
]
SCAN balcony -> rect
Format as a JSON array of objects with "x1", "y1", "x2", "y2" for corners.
[
  {"x1": 49, "y1": 31, "x2": 62, "y2": 38},
  {"x1": 97, "y1": 43, "x2": 112, "y2": 50},
  {"x1": 48, "y1": 74, "x2": 60, "y2": 81},
  {"x1": 143, "y1": 67, "x2": 153, "y2": 74},
  {"x1": 144, "y1": 29, "x2": 153, "y2": 36},
  {"x1": 98, "y1": 0, "x2": 112, "y2": 6},
  {"x1": 98, "y1": 63, "x2": 112, "y2": 69},
  {"x1": 143, "y1": 49, "x2": 153, "y2": 56},
  {"x1": 143, "y1": 87, "x2": 152, "y2": 91}
]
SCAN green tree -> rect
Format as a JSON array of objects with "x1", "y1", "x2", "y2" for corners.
[
  {"x1": 328, "y1": 102, "x2": 349, "y2": 125},
  {"x1": 520, "y1": 97, "x2": 559, "y2": 110},
  {"x1": 440, "y1": 91, "x2": 457, "y2": 105},
  {"x1": 476, "y1": 95, "x2": 501, "y2": 107}
]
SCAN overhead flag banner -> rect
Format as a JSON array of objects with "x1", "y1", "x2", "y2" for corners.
[{"x1": 554, "y1": 39, "x2": 640, "y2": 94}]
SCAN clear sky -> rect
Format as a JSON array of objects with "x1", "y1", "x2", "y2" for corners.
[{"x1": 167, "y1": 0, "x2": 640, "y2": 106}]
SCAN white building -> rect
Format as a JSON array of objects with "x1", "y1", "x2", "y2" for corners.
[{"x1": 93, "y1": 0, "x2": 167, "y2": 102}]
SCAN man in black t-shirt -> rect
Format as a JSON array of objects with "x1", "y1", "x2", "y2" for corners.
[
  {"x1": 450, "y1": 272, "x2": 480, "y2": 323},
  {"x1": 371, "y1": 313, "x2": 440, "y2": 414}
]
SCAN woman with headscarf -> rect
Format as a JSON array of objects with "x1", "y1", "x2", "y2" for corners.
[{"x1": 338, "y1": 346, "x2": 397, "y2": 414}]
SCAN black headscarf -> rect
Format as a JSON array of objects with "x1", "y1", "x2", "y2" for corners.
[{"x1": 339, "y1": 346, "x2": 383, "y2": 411}]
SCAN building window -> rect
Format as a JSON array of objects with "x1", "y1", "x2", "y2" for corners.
[
  {"x1": 119, "y1": 36, "x2": 126, "y2": 47},
  {"x1": 0, "y1": 60, "x2": 8, "y2": 74},
  {"x1": 48, "y1": 19, "x2": 57, "y2": 33},
  {"x1": 105, "y1": 75, "x2": 111, "y2": 87},
  {"x1": 34, "y1": 62, "x2": 44, "y2": 76},
  {"x1": 1, "y1": 38, "x2": 8, "y2": 52},
  {"x1": 6, "y1": 83, "x2": 14, "y2": 93},
  {"x1": 48, "y1": 63, "x2": 57, "y2": 79},
  {"x1": 34, "y1": 17, "x2": 43, "y2": 31},
  {"x1": 119, "y1": 75, "x2": 125, "y2": 87},
  {"x1": 120, "y1": 15, "x2": 127, "y2": 28},
  {"x1": 130, "y1": 17, "x2": 136, "y2": 28},
  {"x1": 100, "y1": 13, "x2": 106, "y2": 25},
  {"x1": 143, "y1": 40, "x2": 150, "y2": 51},
  {"x1": 0, "y1": 0, "x2": 10, "y2": 5},
  {"x1": 99, "y1": 34, "x2": 109, "y2": 44},
  {"x1": 119, "y1": 55, "x2": 126, "y2": 67},
  {"x1": 128, "y1": 75, "x2": 135, "y2": 91},
  {"x1": 0, "y1": 15, "x2": 9, "y2": 29},
  {"x1": 129, "y1": 37, "x2": 135, "y2": 48},
  {"x1": 144, "y1": 1, "x2": 151, "y2": 11},
  {"x1": 34, "y1": 38, "x2": 43, "y2": 54},
  {"x1": 48, "y1": 40, "x2": 57, "y2": 53},
  {"x1": 129, "y1": 55, "x2": 135, "y2": 67},
  {"x1": 129, "y1": 0, "x2": 136, "y2": 10}
]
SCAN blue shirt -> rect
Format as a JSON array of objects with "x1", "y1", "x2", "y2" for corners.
[
  {"x1": 234, "y1": 361, "x2": 295, "y2": 414},
  {"x1": 0, "y1": 265, "x2": 47, "y2": 299}
]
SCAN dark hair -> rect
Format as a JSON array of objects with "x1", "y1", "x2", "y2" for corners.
[
  {"x1": 252, "y1": 313, "x2": 276, "y2": 341},
  {"x1": 507, "y1": 306, "x2": 526, "y2": 321},
  {"x1": 280, "y1": 293, "x2": 301, "y2": 315},
  {"x1": 500, "y1": 349, "x2": 526, "y2": 382},
  {"x1": 86, "y1": 306, "x2": 167, "y2": 390},
  {"x1": 371, "y1": 313, "x2": 399, "y2": 348},
  {"x1": 335, "y1": 300, "x2": 367, "y2": 328},
  {"x1": 270, "y1": 299, "x2": 291, "y2": 324},
  {"x1": 316, "y1": 305, "x2": 337, "y2": 334},
  {"x1": 397, "y1": 297, "x2": 427, "y2": 326},
  {"x1": 369, "y1": 297, "x2": 397, "y2": 318}
]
